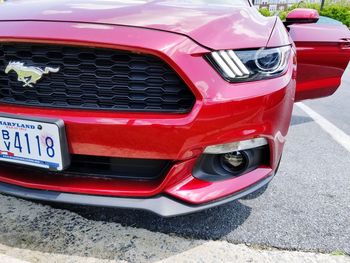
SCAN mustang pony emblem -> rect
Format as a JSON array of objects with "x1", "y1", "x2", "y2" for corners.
[{"x1": 5, "y1": 61, "x2": 60, "y2": 87}]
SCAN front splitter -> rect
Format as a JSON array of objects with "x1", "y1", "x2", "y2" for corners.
[{"x1": 0, "y1": 174, "x2": 274, "y2": 217}]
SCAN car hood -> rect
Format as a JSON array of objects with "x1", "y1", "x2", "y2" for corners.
[{"x1": 0, "y1": 0, "x2": 276, "y2": 50}]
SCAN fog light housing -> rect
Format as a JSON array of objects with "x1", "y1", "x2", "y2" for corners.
[
  {"x1": 193, "y1": 138, "x2": 269, "y2": 182},
  {"x1": 204, "y1": 138, "x2": 268, "y2": 154}
]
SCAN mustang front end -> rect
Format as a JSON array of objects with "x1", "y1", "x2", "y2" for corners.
[
  {"x1": 0, "y1": 20, "x2": 296, "y2": 216},
  {"x1": 0, "y1": 0, "x2": 313, "y2": 217}
]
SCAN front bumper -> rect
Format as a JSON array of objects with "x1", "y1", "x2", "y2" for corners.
[
  {"x1": 0, "y1": 172, "x2": 274, "y2": 217},
  {"x1": 0, "y1": 21, "x2": 296, "y2": 214}
]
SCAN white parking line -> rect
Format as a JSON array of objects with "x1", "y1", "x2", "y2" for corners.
[{"x1": 296, "y1": 102, "x2": 350, "y2": 152}]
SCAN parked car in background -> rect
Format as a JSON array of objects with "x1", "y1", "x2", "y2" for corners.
[{"x1": 0, "y1": 1, "x2": 349, "y2": 216}]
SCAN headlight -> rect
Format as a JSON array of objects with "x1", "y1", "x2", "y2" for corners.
[{"x1": 207, "y1": 46, "x2": 291, "y2": 82}]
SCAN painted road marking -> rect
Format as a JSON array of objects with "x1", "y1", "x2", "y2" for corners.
[{"x1": 296, "y1": 102, "x2": 350, "y2": 152}]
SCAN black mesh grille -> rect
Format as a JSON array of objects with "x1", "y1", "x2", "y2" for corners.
[{"x1": 0, "y1": 43, "x2": 195, "y2": 113}]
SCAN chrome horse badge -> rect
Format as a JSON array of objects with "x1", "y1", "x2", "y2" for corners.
[{"x1": 5, "y1": 61, "x2": 60, "y2": 87}]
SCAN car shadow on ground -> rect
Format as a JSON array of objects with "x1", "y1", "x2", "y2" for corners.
[
  {"x1": 0, "y1": 194, "x2": 253, "y2": 262},
  {"x1": 50, "y1": 199, "x2": 252, "y2": 240},
  {"x1": 0, "y1": 185, "x2": 265, "y2": 263},
  {"x1": 45, "y1": 158, "x2": 272, "y2": 240},
  {"x1": 46, "y1": 167, "x2": 271, "y2": 240}
]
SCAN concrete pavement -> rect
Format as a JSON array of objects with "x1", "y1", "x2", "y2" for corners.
[{"x1": 0, "y1": 241, "x2": 349, "y2": 263}]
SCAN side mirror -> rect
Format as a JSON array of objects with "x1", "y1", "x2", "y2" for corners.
[{"x1": 286, "y1": 8, "x2": 320, "y2": 25}]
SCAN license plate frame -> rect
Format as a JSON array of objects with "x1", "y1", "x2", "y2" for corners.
[{"x1": 0, "y1": 113, "x2": 70, "y2": 171}]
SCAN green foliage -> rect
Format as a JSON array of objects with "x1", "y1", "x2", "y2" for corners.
[
  {"x1": 321, "y1": 6, "x2": 350, "y2": 27},
  {"x1": 259, "y1": 2, "x2": 350, "y2": 27},
  {"x1": 278, "y1": 11, "x2": 288, "y2": 21},
  {"x1": 259, "y1": 8, "x2": 271, "y2": 17}
]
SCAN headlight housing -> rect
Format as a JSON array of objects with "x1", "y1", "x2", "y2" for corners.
[{"x1": 207, "y1": 46, "x2": 291, "y2": 82}]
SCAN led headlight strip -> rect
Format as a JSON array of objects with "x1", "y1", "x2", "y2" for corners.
[
  {"x1": 209, "y1": 46, "x2": 291, "y2": 82},
  {"x1": 211, "y1": 50, "x2": 250, "y2": 79}
]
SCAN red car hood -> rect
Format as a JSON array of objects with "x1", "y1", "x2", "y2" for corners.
[{"x1": 0, "y1": 0, "x2": 276, "y2": 50}]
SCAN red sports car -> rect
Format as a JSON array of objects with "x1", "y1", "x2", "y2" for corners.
[{"x1": 0, "y1": 0, "x2": 349, "y2": 216}]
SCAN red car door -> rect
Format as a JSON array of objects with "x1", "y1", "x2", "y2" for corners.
[{"x1": 289, "y1": 23, "x2": 350, "y2": 101}]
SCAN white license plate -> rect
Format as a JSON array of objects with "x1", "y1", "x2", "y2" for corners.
[{"x1": 0, "y1": 114, "x2": 70, "y2": 171}]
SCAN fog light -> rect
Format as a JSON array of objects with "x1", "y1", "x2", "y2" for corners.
[
  {"x1": 220, "y1": 151, "x2": 248, "y2": 173},
  {"x1": 193, "y1": 140, "x2": 270, "y2": 182}
]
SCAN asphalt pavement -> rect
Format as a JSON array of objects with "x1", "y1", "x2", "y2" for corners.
[{"x1": 0, "y1": 76, "x2": 349, "y2": 262}]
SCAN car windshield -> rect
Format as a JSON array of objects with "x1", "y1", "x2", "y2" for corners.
[{"x1": 317, "y1": 16, "x2": 343, "y2": 25}]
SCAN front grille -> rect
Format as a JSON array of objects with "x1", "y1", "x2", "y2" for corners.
[
  {"x1": 0, "y1": 43, "x2": 195, "y2": 113},
  {"x1": 0, "y1": 155, "x2": 172, "y2": 181}
]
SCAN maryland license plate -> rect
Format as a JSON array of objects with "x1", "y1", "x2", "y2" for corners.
[{"x1": 0, "y1": 114, "x2": 70, "y2": 171}]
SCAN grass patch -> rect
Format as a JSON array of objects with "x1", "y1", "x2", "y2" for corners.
[{"x1": 331, "y1": 250, "x2": 347, "y2": 256}]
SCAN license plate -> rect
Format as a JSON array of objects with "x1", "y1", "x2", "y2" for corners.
[{"x1": 0, "y1": 114, "x2": 70, "y2": 171}]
